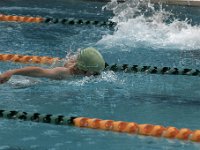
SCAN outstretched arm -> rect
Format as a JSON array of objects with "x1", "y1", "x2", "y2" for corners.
[{"x1": 0, "y1": 66, "x2": 71, "y2": 84}]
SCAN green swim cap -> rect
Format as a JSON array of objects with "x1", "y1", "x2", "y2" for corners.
[{"x1": 76, "y1": 47, "x2": 105, "y2": 73}]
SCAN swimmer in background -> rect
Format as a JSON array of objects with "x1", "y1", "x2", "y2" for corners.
[{"x1": 0, "y1": 47, "x2": 105, "y2": 84}]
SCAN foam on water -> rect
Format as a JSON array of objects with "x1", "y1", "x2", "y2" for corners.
[
  {"x1": 67, "y1": 71, "x2": 122, "y2": 86},
  {"x1": 8, "y1": 76, "x2": 40, "y2": 89},
  {"x1": 98, "y1": 0, "x2": 200, "y2": 51}
]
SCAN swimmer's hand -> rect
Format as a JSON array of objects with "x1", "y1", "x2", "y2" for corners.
[{"x1": 0, "y1": 71, "x2": 13, "y2": 84}]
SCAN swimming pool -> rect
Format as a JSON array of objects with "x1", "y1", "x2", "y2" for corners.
[{"x1": 0, "y1": 0, "x2": 200, "y2": 149}]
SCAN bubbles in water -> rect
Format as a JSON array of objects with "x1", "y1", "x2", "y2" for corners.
[
  {"x1": 50, "y1": 48, "x2": 80, "y2": 68},
  {"x1": 98, "y1": 0, "x2": 200, "y2": 50},
  {"x1": 100, "y1": 70, "x2": 124, "y2": 83},
  {"x1": 8, "y1": 76, "x2": 40, "y2": 88},
  {"x1": 43, "y1": 130, "x2": 61, "y2": 137},
  {"x1": 67, "y1": 71, "x2": 123, "y2": 86}
]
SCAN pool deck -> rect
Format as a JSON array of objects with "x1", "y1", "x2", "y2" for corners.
[
  {"x1": 93, "y1": 0, "x2": 200, "y2": 7},
  {"x1": 151, "y1": 0, "x2": 200, "y2": 7}
]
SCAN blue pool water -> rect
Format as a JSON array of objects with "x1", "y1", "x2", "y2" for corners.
[{"x1": 0, "y1": 0, "x2": 200, "y2": 149}]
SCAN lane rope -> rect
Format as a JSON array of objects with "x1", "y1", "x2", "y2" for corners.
[
  {"x1": 0, "y1": 14, "x2": 116, "y2": 27},
  {"x1": 0, "y1": 53, "x2": 60, "y2": 65},
  {"x1": 0, "y1": 109, "x2": 200, "y2": 142},
  {"x1": 105, "y1": 63, "x2": 200, "y2": 77},
  {"x1": 0, "y1": 53, "x2": 199, "y2": 77}
]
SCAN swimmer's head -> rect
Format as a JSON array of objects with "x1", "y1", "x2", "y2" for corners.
[{"x1": 76, "y1": 47, "x2": 105, "y2": 73}]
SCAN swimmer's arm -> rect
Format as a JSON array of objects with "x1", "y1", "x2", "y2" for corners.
[
  {"x1": 12, "y1": 67, "x2": 71, "y2": 79},
  {"x1": 0, "y1": 67, "x2": 71, "y2": 84}
]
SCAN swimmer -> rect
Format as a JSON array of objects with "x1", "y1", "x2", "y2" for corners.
[{"x1": 0, "y1": 47, "x2": 105, "y2": 84}]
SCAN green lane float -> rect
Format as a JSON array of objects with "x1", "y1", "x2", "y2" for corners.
[
  {"x1": 0, "y1": 109, "x2": 200, "y2": 142},
  {"x1": 0, "y1": 14, "x2": 116, "y2": 27}
]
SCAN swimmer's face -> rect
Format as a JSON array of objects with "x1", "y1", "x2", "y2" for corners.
[
  {"x1": 76, "y1": 69, "x2": 100, "y2": 76},
  {"x1": 64, "y1": 56, "x2": 100, "y2": 76},
  {"x1": 86, "y1": 71, "x2": 100, "y2": 76},
  {"x1": 64, "y1": 55, "x2": 77, "y2": 68}
]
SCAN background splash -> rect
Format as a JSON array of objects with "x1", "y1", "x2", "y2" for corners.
[{"x1": 98, "y1": 0, "x2": 200, "y2": 51}]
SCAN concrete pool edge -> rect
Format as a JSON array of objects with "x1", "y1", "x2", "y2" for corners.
[
  {"x1": 151, "y1": 0, "x2": 200, "y2": 7},
  {"x1": 88, "y1": 0, "x2": 200, "y2": 7}
]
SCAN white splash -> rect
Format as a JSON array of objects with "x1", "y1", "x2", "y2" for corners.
[
  {"x1": 68, "y1": 71, "x2": 123, "y2": 86},
  {"x1": 98, "y1": 0, "x2": 200, "y2": 50},
  {"x1": 8, "y1": 76, "x2": 40, "y2": 88}
]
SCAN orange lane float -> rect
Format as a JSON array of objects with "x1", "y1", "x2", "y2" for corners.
[
  {"x1": 0, "y1": 53, "x2": 60, "y2": 64},
  {"x1": 0, "y1": 14, "x2": 44, "y2": 23},
  {"x1": 73, "y1": 117, "x2": 200, "y2": 142},
  {"x1": 0, "y1": 14, "x2": 116, "y2": 27},
  {"x1": 1, "y1": 53, "x2": 200, "y2": 78},
  {"x1": 0, "y1": 109, "x2": 200, "y2": 143}
]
